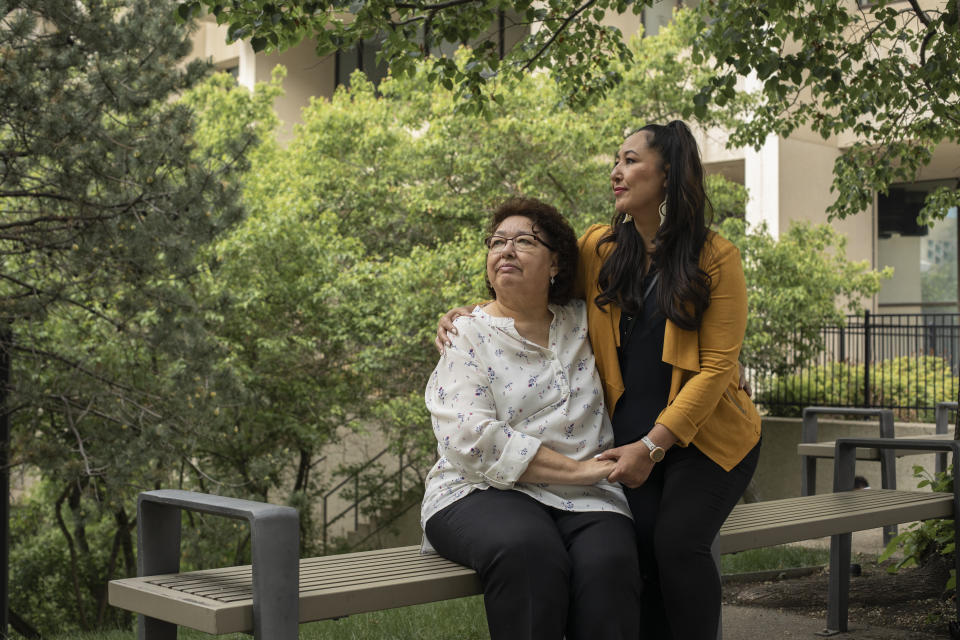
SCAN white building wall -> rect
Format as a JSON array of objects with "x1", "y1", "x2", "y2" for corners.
[{"x1": 744, "y1": 135, "x2": 779, "y2": 236}]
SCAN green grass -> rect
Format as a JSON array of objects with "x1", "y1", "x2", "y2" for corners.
[
  {"x1": 721, "y1": 544, "x2": 831, "y2": 574},
  {"x1": 48, "y1": 546, "x2": 827, "y2": 639},
  {"x1": 48, "y1": 597, "x2": 490, "y2": 640}
]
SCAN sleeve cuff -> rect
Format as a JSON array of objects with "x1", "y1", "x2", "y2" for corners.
[
  {"x1": 656, "y1": 406, "x2": 699, "y2": 446},
  {"x1": 482, "y1": 433, "x2": 542, "y2": 489}
]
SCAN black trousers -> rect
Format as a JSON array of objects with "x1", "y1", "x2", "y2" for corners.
[
  {"x1": 626, "y1": 441, "x2": 761, "y2": 640},
  {"x1": 425, "y1": 488, "x2": 641, "y2": 640}
]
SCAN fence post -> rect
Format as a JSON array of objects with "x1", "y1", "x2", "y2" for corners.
[
  {"x1": 863, "y1": 310, "x2": 871, "y2": 407},
  {"x1": 839, "y1": 322, "x2": 845, "y2": 363}
]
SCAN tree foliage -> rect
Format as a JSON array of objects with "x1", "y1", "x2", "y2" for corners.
[
  {"x1": 691, "y1": 0, "x2": 960, "y2": 222},
  {"x1": 183, "y1": 0, "x2": 960, "y2": 222},
  {"x1": 720, "y1": 217, "x2": 891, "y2": 377},
  {"x1": 1, "y1": 0, "x2": 270, "y2": 631},
  {"x1": 177, "y1": 0, "x2": 644, "y2": 113}
]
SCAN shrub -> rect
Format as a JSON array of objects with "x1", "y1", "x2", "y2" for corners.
[
  {"x1": 880, "y1": 465, "x2": 955, "y2": 594},
  {"x1": 757, "y1": 355, "x2": 959, "y2": 422}
]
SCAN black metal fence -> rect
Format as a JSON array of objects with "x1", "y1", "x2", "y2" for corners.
[{"x1": 753, "y1": 312, "x2": 960, "y2": 419}]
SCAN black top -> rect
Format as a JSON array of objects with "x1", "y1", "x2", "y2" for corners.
[{"x1": 611, "y1": 272, "x2": 672, "y2": 446}]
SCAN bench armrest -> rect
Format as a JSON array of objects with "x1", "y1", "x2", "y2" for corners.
[
  {"x1": 802, "y1": 407, "x2": 894, "y2": 445},
  {"x1": 833, "y1": 438, "x2": 960, "y2": 498},
  {"x1": 137, "y1": 490, "x2": 299, "y2": 640}
]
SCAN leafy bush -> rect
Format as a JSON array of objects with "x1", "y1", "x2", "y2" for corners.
[
  {"x1": 10, "y1": 483, "x2": 133, "y2": 635},
  {"x1": 880, "y1": 465, "x2": 955, "y2": 594},
  {"x1": 757, "y1": 355, "x2": 959, "y2": 422},
  {"x1": 720, "y1": 218, "x2": 890, "y2": 378}
]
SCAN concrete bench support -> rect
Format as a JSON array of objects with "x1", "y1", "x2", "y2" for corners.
[{"x1": 134, "y1": 490, "x2": 299, "y2": 640}]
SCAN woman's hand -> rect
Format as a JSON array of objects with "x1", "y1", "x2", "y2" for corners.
[
  {"x1": 581, "y1": 458, "x2": 617, "y2": 484},
  {"x1": 596, "y1": 442, "x2": 654, "y2": 489},
  {"x1": 738, "y1": 362, "x2": 752, "y2": 397},
  {"x1": 435, "y1": 305, "x2": 477, "y2": 353}
]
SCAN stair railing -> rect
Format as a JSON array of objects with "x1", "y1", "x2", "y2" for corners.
[{"x1": 321, "y1": 446, "x2": 429, "y2": 552}]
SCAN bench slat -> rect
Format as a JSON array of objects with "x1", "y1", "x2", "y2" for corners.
[
  {"x1": 109, "y1": 489, "x2": 953, "y2": 634},
  {"x1": 717, "y1": 490, "x2": 951, "y2": 553},
  {"x1": 109, "y1": 546, "x2": 482, "y2": 633}
]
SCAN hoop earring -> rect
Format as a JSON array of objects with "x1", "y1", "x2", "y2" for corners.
[
  {"x1": 658, "y1": 199, "x2": 667, "y2": 226},
  {"x1": 550, "y1": 276, "x2": 555, "y2": 286},
  {"x1": 622, "y1": 213, "x2": 632, "y2": 224}
]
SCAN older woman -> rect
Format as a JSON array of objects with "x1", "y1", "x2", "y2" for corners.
[
  {"x1": 421, "y1": 198, "x2": 641, "y2": 640},
  {"x1": 438, "y1": 122, "x2": 762, "y2": 640}
]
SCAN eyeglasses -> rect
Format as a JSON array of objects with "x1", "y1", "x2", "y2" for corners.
[{"x1": 484, "y1": 232, "x2": 554, "y2": 253}]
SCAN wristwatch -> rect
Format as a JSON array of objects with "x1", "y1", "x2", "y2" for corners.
[{"x1": 641, "y1": 436, "x2": 665, "y2": 463}]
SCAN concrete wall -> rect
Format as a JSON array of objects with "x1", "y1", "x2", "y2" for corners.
[
  {"x1": 752, "y1": 416, "x2": 940, "y2": 503},
  {"x1": 250, "y1": 39, "x2": 335, "y2": 142}
]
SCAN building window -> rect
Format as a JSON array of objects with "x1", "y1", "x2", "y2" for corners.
[
  {"x1": 334, "y1": 38, "x2": 389, "y2": 89},
  {"x1": 333, "y1": 11, "x2": 525, "y2": 90},
  {"x1": 877, "y1": 180, "x2": 959, "y2": 312}
]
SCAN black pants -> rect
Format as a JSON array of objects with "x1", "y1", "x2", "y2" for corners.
[
  {"x1": 425, "y1": 488, "x2": 641, "y2": 640},
  {"x1": 626, "y1": 441, "x2": 760, "y2": 640}
]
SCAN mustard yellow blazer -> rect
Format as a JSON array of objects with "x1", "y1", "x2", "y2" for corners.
[{"x1": 575, "y1": 224, "x2": 761, "y2": 471}]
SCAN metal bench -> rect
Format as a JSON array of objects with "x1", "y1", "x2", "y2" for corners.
[
  {"x1": 799, "y1": 407, "x2": 896, "y2": 497},
  {"x1": 109, "y1": 438, "x2": 960, "y2": 639},
  {"x1": 798, "y1": 433, "x2": 951, "y2": 465}
]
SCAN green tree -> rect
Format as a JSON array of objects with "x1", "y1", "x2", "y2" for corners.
[
  {"x1": 1, "y1": 1, "x2": 271, "y2": 632},
  {"x1": 693, "y1": 0, "x2": 960, "y2": 223},
  {"x1": 177, "y1": 0, "x2": 642, "y2": 113},
  {"x1": 719, "y1": 217, "x2": 891, "y2": 378},
  {"x1": 184, "y1": 0, "x2": 960, "y2": 222}
]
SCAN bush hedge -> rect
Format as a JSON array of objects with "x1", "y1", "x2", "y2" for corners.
[{"x1": 757, "y1": 355, "x2": 958, "y2": 422}]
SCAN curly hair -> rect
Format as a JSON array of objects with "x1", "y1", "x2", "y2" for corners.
[{"x1": 485, "y1": 198, "x2": 579, "y2": 306}]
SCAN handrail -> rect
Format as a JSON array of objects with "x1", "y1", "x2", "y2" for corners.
[
  {"x1": 322, "y1": 448, "x2": 391, "y2": 500},
  {"x1": 321, "y1": 446, "x2": 430, "y2": 552}
]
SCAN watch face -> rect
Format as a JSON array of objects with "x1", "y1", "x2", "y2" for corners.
[{"x1": 650, "y1": 448, "x2": 665, "y2": 462}]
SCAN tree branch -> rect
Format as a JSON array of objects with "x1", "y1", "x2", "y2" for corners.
[
  {"x1": 906, "y1": 0, "x2": 931, "y2": 26},
  {"x1": 61, "y1": 396, "x2": 108, "y2": 477},
  {"x1": 8, "y1": 342, "x2": 143, "y2": 394},
  {"x1": 394, "y1": 0, "x2": 481, "y2": 11},
  {"x1": 0, "y1": 272, "x2": 126, "y2": 331},
  {"x1": 521, "y1": 0, "x2": 597, "y2": 72}
]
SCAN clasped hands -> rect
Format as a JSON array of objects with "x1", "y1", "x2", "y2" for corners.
[
  {"x1": 579, "y1": 442, "x2": 654, "y2": 489},
  {"x1": 595, "y1": 441, "x2": 655, "y2": 489}
]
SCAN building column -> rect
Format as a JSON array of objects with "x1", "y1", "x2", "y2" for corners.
[
  {"x1": 744, "y1": 134, "x2": 780, "y2": 238},
  {"x1": 237, "y1": 41, "x2": 257, "y2": 91}
]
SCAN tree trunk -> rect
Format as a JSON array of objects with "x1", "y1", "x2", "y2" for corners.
[{"x1": 54, "y1": 484, "x2": 89, "y2": 630}]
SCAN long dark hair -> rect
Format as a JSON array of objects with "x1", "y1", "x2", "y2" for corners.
[{"x1": 594, "y1": 121, "x2": 712, "y2": 330}]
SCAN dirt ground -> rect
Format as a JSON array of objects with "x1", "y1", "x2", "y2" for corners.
[{"x1": 722, "y1": 556, "x2": 955, "y2": 638}]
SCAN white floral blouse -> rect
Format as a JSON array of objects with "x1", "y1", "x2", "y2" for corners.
[{"x1": 421, "y1": 300, "x2": 631, "y2": 551}]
